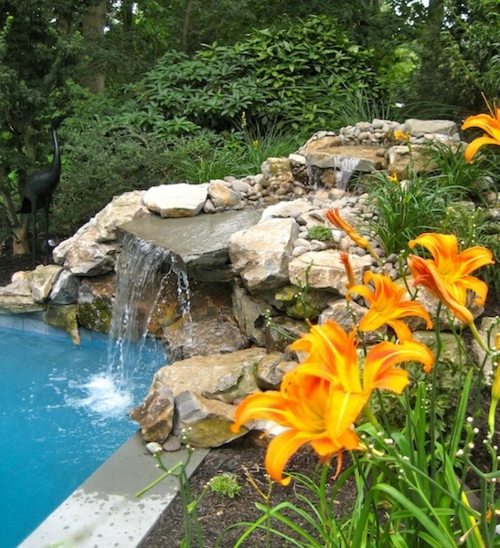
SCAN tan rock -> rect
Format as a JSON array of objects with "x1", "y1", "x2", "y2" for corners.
[
  {"x1": 387, "y1": 144, "x2": 436, "y2": 176},
  {"x1": 0, "y1": 271, "x2": 43, "y2": 313},
  {"x1": 143, "y1": 183, "x2": 208, "y2": 217},
  {"x1": 256, "y1": 352, "x2": 296, "y2": 390},
  {"x1": 229, "y1": 218, "x2": 299, "y2": 293},
  {"x1": 174, "y1": 391, "x2": 244, "y2": 448},
  {"x1": 289, "y1": 250, "x2": 372, "y2": 295},
  {"x1": 208, "y1": 180, "x2": 241, "y2": 208},
  {"x1": 471, "y1": 317, "x2": 499, "y2": 380},
  {"x1": 150, "y1": 347, "x2": 267, "y2": 404},
  {"x1": 31, "y1": 264, "x2": 63, "y2": 303},
  {"x1": 130, "y1": 388, "x2": 175, "y2": 443}
]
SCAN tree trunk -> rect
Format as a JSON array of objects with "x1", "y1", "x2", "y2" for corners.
[
  {"x1": 181, "y1": 0, "x2": 194, "y2": 53},
  {"x1": 82, "y1": 0, "x2": 107, "y2": 93},
  {"x1": 12, "y1": 221, "x2": 30, "y2": 255}
]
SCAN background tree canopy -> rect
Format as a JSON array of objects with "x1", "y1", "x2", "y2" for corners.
[{"x1": 0, "y1": 0, "x2": 498, "y2": 252}]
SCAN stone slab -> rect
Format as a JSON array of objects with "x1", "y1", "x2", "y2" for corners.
[
  {"x1": 21, "y1": 432, "x2": 208, "y2": 548},
  {"x1": 120, "y1": 208, "x2": 262, "y2": 275}
]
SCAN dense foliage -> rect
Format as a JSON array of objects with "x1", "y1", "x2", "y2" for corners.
[{"x1": 0, "y1": 0, "x2": 498, "y2": 250}]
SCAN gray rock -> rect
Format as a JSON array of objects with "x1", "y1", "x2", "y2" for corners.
[
  {"x1": 49, "y1": 269, "x2": 80, "y2": 304},
  {"x1": 31, "y1": 264, "x2": 63, "y2": 303}
]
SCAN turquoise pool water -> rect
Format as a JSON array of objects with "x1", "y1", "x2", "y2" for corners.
[{"x1": 0, "y1": 317, "x2": 165, "y2": 548}]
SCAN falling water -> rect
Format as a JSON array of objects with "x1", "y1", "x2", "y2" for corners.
[
  {"x1": 333, "y1": 157, "x2": 360, "y2": 190},
  {"x1": 78, "y1": 233, "x2": 191, "y2": 416}
]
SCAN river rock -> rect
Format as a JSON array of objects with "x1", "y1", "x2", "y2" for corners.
[
  {"x1": 229, "y1": 217, "x2": 299, "y2": 293},
  {"x1": 261, "y1": 158, "x2": 294, "y2": 190},
  {"x1": 149, "y1": 347, "x2": 266, "y2": 404},
  {"x1": 174, "y1": 391, "x2": 244, "y2": 448},
  {"x1": 143, "y1": 183, "x2": 208, "y2": 217},
  {"x1": 130, "y1": 388, "x2": 175, "y2": 443},
  {"x1": 289, "y1": 250, "x2": 372, "y2": 295},
  {"x1": 31, "y1": 264, "x2": 63, "y2": 303}
]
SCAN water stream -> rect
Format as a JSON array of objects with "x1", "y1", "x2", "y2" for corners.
[{"x1": 79, "y1": 233, "x2": 191, "y2": 416}]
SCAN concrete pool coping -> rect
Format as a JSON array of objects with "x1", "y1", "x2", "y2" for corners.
[{"x1": 20, "y1": 432, "x2": 208, "y2": 547}]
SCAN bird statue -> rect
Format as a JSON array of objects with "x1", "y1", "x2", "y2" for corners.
[{"x1": 20, "y1": 116, "x2": 65, "y2": 267}]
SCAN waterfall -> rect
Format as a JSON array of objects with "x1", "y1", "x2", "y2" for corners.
[
  {"x1": 333, "y1": 157, "x2": 360, "y2": 190},
  {"x1": 77, "y1": 233, "x2": 191, "y2": 416}
]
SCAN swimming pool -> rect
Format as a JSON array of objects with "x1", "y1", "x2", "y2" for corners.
[{"x1": 0, "y1": 316, "x2": 166, "y2": 548}]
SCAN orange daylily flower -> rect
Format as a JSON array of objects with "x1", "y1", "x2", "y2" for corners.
[
  {"x1": 231, "y1": 321, "x2": 434, "y2": 485},
  {"x1": 461, "y1": 107, "x2": 500, "y2": 162},
  {"x1": 325, "y1": 208, "x2": 380, "y2": 260},
  {"x1": 348, "y1": 271, "x2": 433, "y2": 341},
  {"x1": 408, "y1": 233, "x2": 494, "y2": 325},
  {"x1": 231, "y1": 370, "x2": 365, "y2": 485},
  {"x1": 340, "y1": 252, "x2": 355, "y2": 289}
]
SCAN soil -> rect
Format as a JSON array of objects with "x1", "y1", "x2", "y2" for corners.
[{"x1": 139, "y1": 438, "x2": 356, "y2": 548}]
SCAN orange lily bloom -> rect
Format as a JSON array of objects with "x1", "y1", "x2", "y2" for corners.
[
  {"x1": 231, "y1": 321, "x2": 434, "y2": 485},
  {"x1": 325, "y1": 208, "x2": 380, "y2": 260},
  {"x1": 348, "y1": 271, "x2": 433, "y2": 341},
  {"x1": 231, "y1": 370, "x2": 365, "y2": 485},
  {"x1": 340, "y1": 252, "x2": 356, "y2": 289},
  {"x1": 461, "y1": 107, "x2": 500, "y2": 162},
  {"x1": 408, "y1": 233, "x2": 494, "y2": 325}
]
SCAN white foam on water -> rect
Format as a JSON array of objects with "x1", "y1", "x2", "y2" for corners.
[{"x1": 67, "y1": 373, "x2": 133, "y2": 419}]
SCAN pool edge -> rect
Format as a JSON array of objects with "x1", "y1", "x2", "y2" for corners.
[{"x1": 20, "y1": 432, "x2": 208, "y2": 547}]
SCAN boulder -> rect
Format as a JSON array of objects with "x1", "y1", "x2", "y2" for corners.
[
  {"x1": 256, "y1": 352, "x2": 296, "y2": 390},
  {"x1": 31, "y1": 264, "x2": 63, "y2": 303},
  {"x1": 318, "y1": 298, "x2": 386, "y2": 343},
  {"x1": 260, "y1": 198, "x2": 313, "y2": 221},
  {"x1": 162, "y1": 317, "x2": 249, "y2": 360},
  {"x1": 208, "y1": 180, "x2": 242, "y2": 208},
  {"x1": 143, "y1": 183, "x2": 208, "y2": 217},
  {"x1": 130, "y1": 388, "x2": 175, "y2": 443},
  {"x1": 174, "y1": 391, "x2": 244, "y2": 448},
  {"x1": 387, "y1": 144, "x2": 437, "y2": 175},
  {"x1": 289, "y1": 250, "x2": 372, "y2": 295},
  {"x1": 53, "y1": 191, "x2": 147, "y2": 275},
  {"x1": 229, "y1": 217, "x2": 299, "y2": 293},
  {"x1": 49, "y1": 269, "x2": 80, "y2": 304},
  {"x1": 231, "y1": 284, "x2": 271, "y2": 346},
  {"x1": 261, "y1": 158, "x2": 294, "y2": 190},
  {"x1": 77, "y1": 274, "x2": 115, "y2": 333},
  {"x1": 149, "y1": 347, "x2": 266, "y2": 404},
  {"x1": 404, "y1": 119, "x2": 457, "y2": 137},
  {"x1": 0, "y1": 271, "x2": 42, "y2": 313},
  {"x1": 44, "y1": 304, "x2": 80, "y2": 344}
]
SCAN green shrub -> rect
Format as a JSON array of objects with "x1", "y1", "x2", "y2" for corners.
[{"x1": 131, "y1": 15, "x2": 382, "y2": 135}]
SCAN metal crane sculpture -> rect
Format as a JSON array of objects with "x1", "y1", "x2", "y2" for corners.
[{"x1": 20, "y1": 116, "x2": 65, "y2": 267}]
